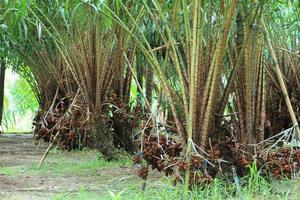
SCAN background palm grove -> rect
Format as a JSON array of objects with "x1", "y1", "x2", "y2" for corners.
[{"x1": 0, "y1": 0, "x2": 300, "y2": 198}]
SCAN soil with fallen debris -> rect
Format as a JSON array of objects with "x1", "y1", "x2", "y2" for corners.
[{"x1": 0, "y1": 134, "x2": 154, "y2": 200}]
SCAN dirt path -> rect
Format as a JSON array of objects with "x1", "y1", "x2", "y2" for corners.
[{"x1": 0, "y1": 134, "x2": 150, "y2": 200}]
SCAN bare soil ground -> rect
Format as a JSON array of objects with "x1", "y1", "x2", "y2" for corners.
[{"x1": 0, "y1": 134, "x2": 153, "y2": 200}]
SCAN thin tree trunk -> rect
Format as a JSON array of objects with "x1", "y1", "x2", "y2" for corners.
[
  {"x1": 243, "y1": 9, "x2": 253, "y2": 144},
  {"x1": 0, "y1": 59, "x2": 6, "y2": 127},
  {"x1": 145, "y1": 67, "x2": 153, "y2": 106},
  {"x1": 137, "y1": 61, "x2": 144, "y2": 104}
]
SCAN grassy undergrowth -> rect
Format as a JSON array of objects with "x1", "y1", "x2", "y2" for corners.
[
  {"x1": 0, "y1": 149, "x2": 131, "y2": 176},
  {"x1": 52, "y1": 176, "x2": 299, "y2": 200},
  {"x1": 1, "y1": 149, "x2": 299, "y2": 199},
  {"x1": 51, "y1": 160, "x2": 300, "y2": 200}
]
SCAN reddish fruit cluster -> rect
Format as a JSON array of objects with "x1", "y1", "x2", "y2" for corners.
[
  {"x1": 142, "y1": 136, "x2": 182, "y2": 167},
  {"x1": 33, "y1": 98, "x2": 92, "y2": 150},
  {"x1": 239, "y1": 155, "x2": 252, "y2": 167},
  {"x1": 176, "y1": 160, "x2": 189, "y2": 171},
  {"x1": 294, "y1": 150, "x2": 300, "y2": 160},
  {"x1": 207, "y1": 147, "x2": 221, "y2": 159},
  {"x1": 293, "y1": 150, "x2": 300, "y2": 172},
  {"x1": 266, "y1": 148, "x2": 300, "y2": 179},
  {"x1": 135, "y1": 135, "x2": 221, "y2": 185},
  {"x1": 190, "y1": 155, "x2": 204, "y2": 168},
  {"x1": 138, "y1": 166, "x2": 149, "y2": 180},
  {"x1": 132, "y1": 155, "x2": 142, "y2": 164},
  {"x1": 135, "y1": 136, "x2": 184, "y2": 179},
  {"x1": 134, "y1": 134, "x2": 300, "y2": 187}
]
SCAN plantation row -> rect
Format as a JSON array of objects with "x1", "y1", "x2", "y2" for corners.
[{"x1": 0, "y1": 0, "x2": 299, "y2": 187}]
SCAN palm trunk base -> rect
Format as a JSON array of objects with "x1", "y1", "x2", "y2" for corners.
[{"x1": 93, "y1": 115, "x2": 116, "y2": 161}]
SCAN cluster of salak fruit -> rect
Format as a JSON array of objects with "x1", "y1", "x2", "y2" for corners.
[
  {"x1": 132, "y1": 135, "x2": 215, "y2": 185},
  {"x1": 33, "y1": 98, "x2": 92, "y2": 150},
  {"x1": 265, "y1": 147, "x2": 300, "y2": 179},
  {"x1": 133, "y1": 135, "x2": 300, "y2": 186}
]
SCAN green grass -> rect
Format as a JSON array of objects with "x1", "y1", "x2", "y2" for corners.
[
  {"x1": 51, "y1": 177, "x2": 298, "y2": 200},
  {"x1": 36, "y1": 154, "x2": 131, "y2": 176},
  {"x1": 61, "y1": 180, "x2": 297, "y2": 200},
  {"x1": 2, "y1": 131, "x2": 33, "y2": 134},
  {"x1": 0, "y1": 149, "x2": 131, "y2": 177},
  {"x1": 0, "y1": 166, "x2": 24, "y2": 175},
  {"x1": 50, "y1": 161, "x2": 300, "y2": 200},
  {"x1": 1, "y1": 150, "x2": 299, "y2": 200},
  {"x1": 52, "y1": 188, "x2": 97, "y2": 200}
]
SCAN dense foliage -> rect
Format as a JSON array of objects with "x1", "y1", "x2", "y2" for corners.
[{"x1": 0, "y1": 0, "x2": 299, "y2": 189}]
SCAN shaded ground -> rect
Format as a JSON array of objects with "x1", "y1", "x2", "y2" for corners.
[{"x1": 0, "y1": 134, "x2": 158, "y2": 200}]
